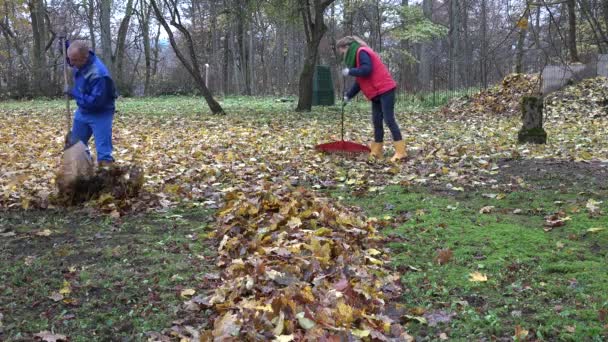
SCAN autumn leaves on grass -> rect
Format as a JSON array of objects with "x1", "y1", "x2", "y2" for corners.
[{"x1": 190, "y1": 182, "x2": 412, "y2": 341}]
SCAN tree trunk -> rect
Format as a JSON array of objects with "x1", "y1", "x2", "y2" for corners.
[
  {"x1": 462, "y1": 0, "x2": 471, "y2": 87},
  {"x1": 344, "y1": 0, "x2": 353, "y2": 36},
  {"x1": 235, "y1": 1, "x2": 251, "y2": 95},
  {"x1": 418, "y1": 0, "x2": 432, "y2": 91},
  {"x1": 480, "y1": 0, "x2": 487, "y2": 88},
  {"x1": 85, "y1": 0, "x2": 96, "y2": 51},
  {"x1": 100, "y1": 0, "x2": 113, "y2": 72},
  {"x1": 139, "y1": 0, "x2": 152, "y2": 95},
  {"x1": 448, "y1": 0, "x2": 461, "y2": 89},
  {"x1": 567, "y1": 0, "x2": 579, "y2": 63},
  {"x1": 295, "y1": 0, "x2": 336, "y2": 112},
  {"x1": 222, "y1": 28, "x2": 230, "y2": 94},
  {"x1": 152, "y1": 19, "x2": 162, "y2": 77},
  {"x1": 114, "y1": 0, "x2": 135, "y2": 95},
  {"x1": 577, "y1": 0, "x2": 607, "y2": 53},
  {"x1": 28, "y1": 0, "x2": 49, "y2": 96},
  {"x1": 150, "y1": 0, "x2": 224, "y2": 114},
  {"x1": 515, "y1": 8, "x2": 530, "y2": 74},
  {"x1": 604, "y1": 0, "x2": 608, "y2": 33}
]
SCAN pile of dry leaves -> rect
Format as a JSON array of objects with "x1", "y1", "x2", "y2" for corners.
[
  {"x1": 441, "y1": 73, "x2": 540, "y2": 117},
  {"x1": 544, "y1": 76, "x2": 608, "y2": 120},
  {"x1": 186, "y1": 182, "x2": 410, "y2": 341}
]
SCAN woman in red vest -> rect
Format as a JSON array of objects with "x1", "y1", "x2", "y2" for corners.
[{"x1": 337, "y1": 36, "x2": 406, "y2": 161}]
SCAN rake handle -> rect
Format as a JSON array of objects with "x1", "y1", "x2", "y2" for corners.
[
  {"x1": 341, "y1": 75, "x2": 345, "y2": 141},
  {"x1": 61, "y1": 36, "x2": 71, "y2": 134}
]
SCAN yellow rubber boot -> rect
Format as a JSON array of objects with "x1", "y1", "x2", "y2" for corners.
[
  {"x1": 370, "y1": 142, "x2": 383, "y2": 159},
  {"x1": 390, "y1": 140, "x2": 407, "y2": 162}
]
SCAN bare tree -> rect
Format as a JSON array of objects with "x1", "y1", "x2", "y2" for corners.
[
  {"x1": 100, "y1": 0, "x2": 113, "y2": 71},
  {"x1": 149, "y1": 0, "x2": 224, "y2": 114},
  {"x1": 114, "y1": 0, "x2": 135, "y2": 93},
  {"x1": 28, "y1": 0, "x2": 50, "y2": 96},
  {"x1": 295, "y1": 0, "x2": 336, "y2": 112},
  {"x1": 566, "y1": 0, "x2": 579, "y2": 62}
]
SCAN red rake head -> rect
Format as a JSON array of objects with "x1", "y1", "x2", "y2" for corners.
[{"x1": 315, "y1": 140, "x2": 371, "y2": 154}]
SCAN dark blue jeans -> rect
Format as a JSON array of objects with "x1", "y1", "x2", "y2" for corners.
[{"x1": 371, "y1": 89, "x2": 402, "y2": 143}]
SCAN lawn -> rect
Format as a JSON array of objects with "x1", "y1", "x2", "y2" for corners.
[{"x1": 1, "y1": 92, "x2": 607, "y2": 340}]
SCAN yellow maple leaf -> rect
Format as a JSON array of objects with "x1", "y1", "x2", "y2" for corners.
[
  {"x1": 469, "y1": 272, "x2": 488, "y2": 282},
  {"x1": 180, "y1": 288, "x2": 196, "y2": 297}
]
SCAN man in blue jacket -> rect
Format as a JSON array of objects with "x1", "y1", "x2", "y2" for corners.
[{"x1": 66, "y1": 40, "x2": 117, "y2": 167}]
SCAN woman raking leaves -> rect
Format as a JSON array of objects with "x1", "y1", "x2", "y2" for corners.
[{"x1": 338, "y1": 36, "x2": 407, "y2": 162}]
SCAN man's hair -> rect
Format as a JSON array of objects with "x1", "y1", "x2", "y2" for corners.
[
  {"x1": 67, "y1": 40, "x2": 90, "y2": 56},
  {"x1": 336, "y1": 36, "x2": 369, "y2": 49}
]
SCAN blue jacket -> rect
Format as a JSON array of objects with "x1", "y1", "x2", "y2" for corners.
[
  {"x1": 345, "y1": 50, "x2": 372, "y2": 99},
  {"x1": 70, "y1": 51, "x2": 117, "y2": 117}
]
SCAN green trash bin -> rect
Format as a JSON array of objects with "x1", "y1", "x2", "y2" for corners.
[{"x1": 312, "y1": 65, "x2": 335, "y2": 106}]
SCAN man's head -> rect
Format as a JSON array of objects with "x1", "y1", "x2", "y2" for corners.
[{"x1": 67, "y1": 40, "x2": 90, "y2": 68}]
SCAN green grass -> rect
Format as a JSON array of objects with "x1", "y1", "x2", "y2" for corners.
[
  {"x1": 0, "y1": 90, "x2": 471, "y2": 118},
  {"x1": 0, "y1": 207, "x2": 215, "y2": 341},
  {"x1": 338, "y1": 186, "x2": 608, "y2": 340}
]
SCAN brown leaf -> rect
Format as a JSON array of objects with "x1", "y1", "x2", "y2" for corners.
[
  {"x1": 436, "y1": 248, "x2": 453, "y2": 265},
  {"x1": 33, "y1": 331, "x2": 68, "y2": 342}
]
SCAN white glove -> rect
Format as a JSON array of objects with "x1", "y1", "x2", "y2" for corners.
[
  {"x1": 343, "y1": 96, "x2": 350, "y2": 104},
  {"x1": 342, "y1": 68, "x2": 350, "y2": 76}
]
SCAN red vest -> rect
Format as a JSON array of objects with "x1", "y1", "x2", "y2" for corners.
[{"x1": 355, "y1": 46, "x2": 397, "y2": 100}]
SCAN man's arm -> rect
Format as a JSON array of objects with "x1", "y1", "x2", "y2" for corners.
[{"x1": 72, "y1": 77, "x2": 112, "y2": 111}]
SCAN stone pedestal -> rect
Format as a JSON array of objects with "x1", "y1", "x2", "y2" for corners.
[{"x1": 518, "y1": 96, "x2": 547, "y2": 144}]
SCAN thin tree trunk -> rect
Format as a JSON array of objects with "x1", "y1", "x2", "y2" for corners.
[
  {"x1": 115, "y1": 0, "x2": 135, "y2": 94},
  {"x1": 152, "y1": 20, "x2": 162, "y2": 77},
  {"x1": 100, "y1": 0, "x2": 113, "y2": 71},
  {"x1": 567, "y1": 0, "x2": 579, "y2": 62},
  {"x1": 515, "y1": 7, "x2": 530, "y2": 73},
  {"x1": 86, "y1": 0, "x2": 96, "y2": 51},
  {"x1": 139, "y1": 0, "x2": 152, "y2": 95},
  {"x1": 480, "y1": 0, "x2": 488, "y2": 87},
  {"x1": 577, "y1": 0, "x2": 607, "y2": 53},
  {"x1": 418, "y1": 0, "x2": 432, "y2": 91},
  {"x1": 604, "y1": 0, "x2": 608, "y2": 33},
  {"x1": 448, "y1": 0, "x2": 461, "y2": 89},
  {"x1": 295, "y1": 0, "x2": 336, "y2": 112},
  {"x1": 150, "y1": 0, "x2": 224, "y2": 114},
  {"x1": 28, "y1": 0, "x2": 49, "y2": 96}
]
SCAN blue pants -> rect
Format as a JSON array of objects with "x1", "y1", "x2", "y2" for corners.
[
  {"x1": 72, "y1": 111, "x2": 114, "y2": 162},
  {"x1": 371, "y1": 89, "x2": 402, "y2": 143}
]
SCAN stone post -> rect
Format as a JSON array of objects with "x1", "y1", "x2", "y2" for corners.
[{"x1": 518, "y1": 96, "x2": 547, "y2": 144}]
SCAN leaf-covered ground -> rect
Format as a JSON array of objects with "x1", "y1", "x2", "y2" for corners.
[{"x1": 1, "y1": 77, "x2": 608, "y2": 340}]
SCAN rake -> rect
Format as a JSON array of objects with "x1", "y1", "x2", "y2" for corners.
[{"x1": 315, "y1": 78, "x2": 370, "y2": 154}]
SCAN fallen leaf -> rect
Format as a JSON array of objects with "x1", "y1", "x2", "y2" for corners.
[
  {"x1": 469, "y1": 272, "x2": 488, "y2": 282},
  {"x1": 351, "y1": 329, "x2": 371, "y2": 338},
  {"x1": 586, "y1": 199, "x2": 602, "y2": 215},
  {"x1": 479, "y1": 206, "x2": 495, "y2": 214},
  {"x1": 212, "y1": 312, "x2": 241, "y2": 339},
  {"x1": 180, "y1": 288, "x2": 196, "y2": 297},
  {"x1": 33, "y1": 331, "x2": 68, "y2": 342},
  {"x1": 404, "y1": 314, "x2": 427, "y2": 324},
  {"x1": 273, "y1": 335, "x2": 294, "y2": 342},
  {"x1": 436, "y1": 249, "x2": 453, "y2": 265},
  {"x1": 35, "y1": 229, "x2": 52, "y2": 237},
  {"x1": 296, "y1": 312, "x2": 315, "y2": 330},
  {"x1": 514, "y1": 325, "x2": 528, "y2": 340},
  {"x1": 586, "y1": 227, "x2": 605, "y2": 233},
  {"x1": 48, "y1": 292, "x2": 64, "y2": 302}
]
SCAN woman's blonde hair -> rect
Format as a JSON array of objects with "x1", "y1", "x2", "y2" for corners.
[{"x1": 336, "y1": 36, "x2": 369, "y2": 49}]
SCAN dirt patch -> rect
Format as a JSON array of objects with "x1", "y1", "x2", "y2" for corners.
[{"x1": 493, "y1": 158, "x2": 608, "y2": 191}]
